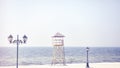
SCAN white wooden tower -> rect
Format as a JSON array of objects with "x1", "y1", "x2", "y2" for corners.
[{"x1": 51, "y1": 32, "x2": 66, "y2": 65}]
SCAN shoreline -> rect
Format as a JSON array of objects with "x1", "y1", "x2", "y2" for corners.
[{"x1": 0, "y1": 62, "x2": 120, "y2": 68}]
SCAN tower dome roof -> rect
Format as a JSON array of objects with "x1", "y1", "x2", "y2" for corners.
[{"x1": 52, "y1": 32, "x2": 65, "y2": 37}]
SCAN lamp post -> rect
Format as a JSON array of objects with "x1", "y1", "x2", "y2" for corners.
[
  {"x1": 8, "y1": 35, "x2": 28, "y2": 68},
  {"x1": 86, "y1": 47, "x2": 90, "y2": 68}
]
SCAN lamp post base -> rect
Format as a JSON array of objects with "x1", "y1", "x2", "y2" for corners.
[{"x1": 86, "y1": 63, "x2": 90, "y2": 68}]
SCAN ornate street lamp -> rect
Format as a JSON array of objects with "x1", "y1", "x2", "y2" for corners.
[
  {"x1": 8, "y1": 35, "x2": 13, "y2": 43},
  {"x1": 23, "y1": 35, "x2": 28, "y2": 43},
  {"x1": 8, "y1": 35, "x2": 28, "y2": 68},
  {"x1": 86, "y1": 47, "x2": 90, "y2": 68}
]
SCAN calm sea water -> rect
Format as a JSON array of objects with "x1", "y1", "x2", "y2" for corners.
[{"x1": 0, "y1": 47, "x2": 120, "y2": 66}]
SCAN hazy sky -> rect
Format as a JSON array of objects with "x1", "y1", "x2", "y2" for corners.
[{"x1": 0, "y1": 0, "x2": 120, "y2": 47}]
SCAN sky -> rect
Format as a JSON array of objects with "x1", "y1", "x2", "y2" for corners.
[{"x1": 0, "y1": 0, "x2": 120, "y2": 47}]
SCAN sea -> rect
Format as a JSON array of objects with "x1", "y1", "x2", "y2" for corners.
[{"x1": 0, "y1": 47, "x2": 120, "y2": 66}]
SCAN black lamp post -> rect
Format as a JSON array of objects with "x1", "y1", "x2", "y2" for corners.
[
  {"x1": 8, "y1": 35, "x2": 28, "y2": 68},
  {"x1": 86, "y1": 47, "x2": 90, "y2": 68}
]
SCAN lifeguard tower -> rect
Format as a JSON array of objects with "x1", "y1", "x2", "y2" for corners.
[{"x1": 51, "y1": 32, "x2": 66, "y2": 65}]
